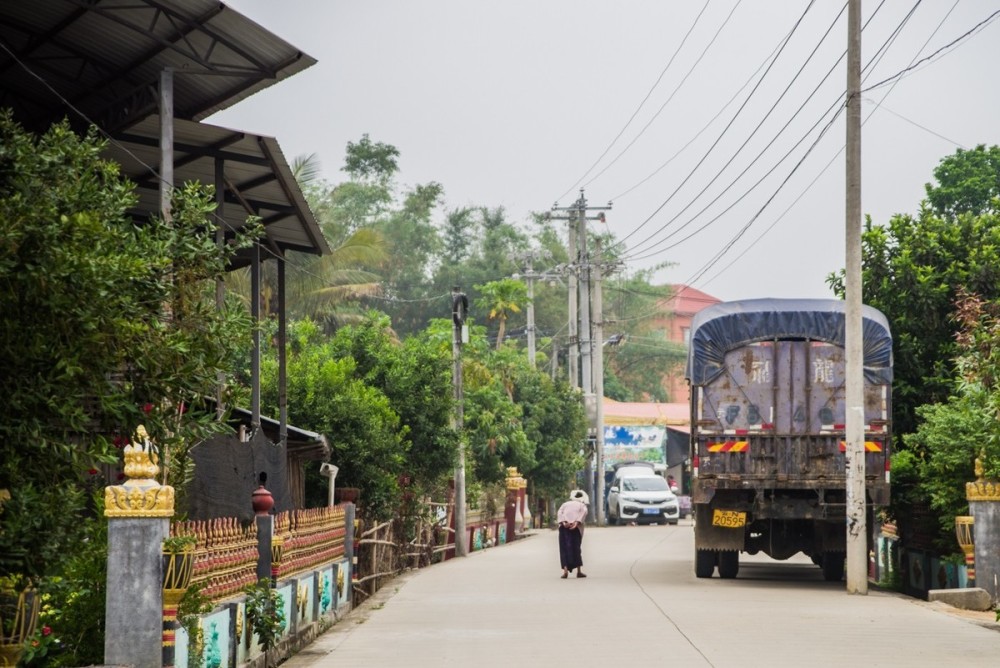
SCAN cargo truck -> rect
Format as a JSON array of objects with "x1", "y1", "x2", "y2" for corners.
[{"x1": 686, "y1": 299, "x2": 892, "y2": 580}]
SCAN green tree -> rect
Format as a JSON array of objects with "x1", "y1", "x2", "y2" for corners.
[
  {"x1": 0, "y1": 113, "x2": 252, "y2": 582},
  {"x1": 509, "y1": 361, "x2": 588, "y2": 500},
  {"x1": 330, "y1": 313, "x2": 459, "y2": 489},
  {"x1": 261, "y1": 319, "x2": 406, "y2": 520},
  {"x1": 343, "y1": 133, "x2": 400, "y2": 183},
  {"x1": 827, "y1": 183, "x2": 1000, "y2": 437},
  {"x1": 228, "y1": 153, "x2": 391, "y2": 333},
  {"x1": 474, "y1": 278, "x2": 529, "y2": 349},
  {"x1": 896, "y1": 291, "x2": 1000, "y2": 550},
  {"x1": 925, "y1": 144, "x2": 1000, "y2": 219}
]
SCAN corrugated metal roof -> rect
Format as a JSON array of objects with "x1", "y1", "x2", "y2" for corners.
[
  {"x1": 0, "y1": 0, "x2": 316, "y2": 134},
  {"x1": 1, "y1": 1, "x2": 327, "y2": 263},
  {"x1": 105, "y1": 116, "x2": 329, "y2": 265}
]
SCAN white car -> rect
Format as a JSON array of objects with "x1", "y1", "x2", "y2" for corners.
[{"x1": 607, "y1": 474, "x2": 680, "y2": 525}]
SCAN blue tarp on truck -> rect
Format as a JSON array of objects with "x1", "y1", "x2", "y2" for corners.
[{"x1": 686, "y1": 298, "x2": 893, "y2": 386}]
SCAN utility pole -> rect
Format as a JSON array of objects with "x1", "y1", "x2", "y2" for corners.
[
  {"x1": 845, "y1": 0, "x2": 866, "y2": 594},
  {"x1": 514, "y1": 250, "x2": 556, "y2": 368},
  {"x1": 550, "y1": 190, "x2": 611, "y2": 522},
  {"x1": 592, "y1": 239, "x2": 607, "y2": 526},
  {"x1": 567, "y1": 219, "x2": 579, "y2": 389},
  {"x1": 451, "y1": 287, "x2": 469, "y2": 557},
  {"x1": 525, "y1": 258, "x2": 537, "y2": 367}
]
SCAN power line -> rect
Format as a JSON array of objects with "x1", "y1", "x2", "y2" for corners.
[
  {"x1": 611, "y1": 0, "x2": 819, "y2": 250},
  {"x1": 861, "y1": 8, "x2": 1000, "y2": 93},
  {"x1": 580, "y1": 0, "x2": 744, "y2": 192},
  {"x1": 610, "y1": 31, "x2": 784, "y2": 204},
  {"x1": 626, "y1": 0, "x2": 908, "y2": 260},
  {"x1": 695, "y1": 0, "x2": 960, "y2": 293},
  {"x1": 620, "y1": 0, "x2": 849, "y2": 260},
  {"x1": 553, "y1": 0, "x2": 715, "y2": 203},
  {"x1": 622, "y1": 0, "x2": 929, "y2": 264},
  {"x1": 616, "y1": 0, "x2": 939, "y2": 262}
]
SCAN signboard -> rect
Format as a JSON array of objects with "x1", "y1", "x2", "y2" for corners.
[{"x1": 603, "y1": 425, "x2": 665, "y2": 470}]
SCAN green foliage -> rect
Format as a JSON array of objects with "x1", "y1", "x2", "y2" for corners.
[
  {"x1": 827, "y1": 150, "x2": 1000, "y2": 438},
  {"x1": 21, "y1": 623, "x2": 59, "y2": 666},
  {"x1": 178, "y1": 582, "x2": 213, "y2": 668},
  {"x1": 330, "y1": 313, "x2": 459, "y2": 489},
  {"x1": 509, "y1": 361, "x2": 588, "y2": 498},
  {"x1": 30, "y1": 492, "x2": 108, "y2": 667},
  {"x1": 261, "y1": 319, "x2": 407, "y2": 520},
  {"x1": 900, "y1": 396, "x2": 985, "y2": 551},
  {"x1": 825, "y1": 146, "x2": 1000, "y2": 554},
  {"x1": 163, "y1": 534, "x2": 197, "y2": 554},
  {"x1": 925, "y1": 144, "x2": 1000, "y2": 219},
  {"x1": 0, "y1": 112, "x2": 255, "y2": 579},
  {"x1": 420, "y1": 318, "x2": 585, "y2": 494},
  {"x1": 243, "y1": 580, "x2": 285, "y2": 654},
  {"x1": 474, "y1": 278, "x2": 529, "y2": 349},
  {"x1": 343, "y1": 133, "x2": 399, "y2": 183},
  {"x1": 603, "y1": 272, "x2": 681, "y2": 401}
]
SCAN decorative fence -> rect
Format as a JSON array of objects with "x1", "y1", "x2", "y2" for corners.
[
  {"x1": 167, "y1": 504, "x2": 354, "y2": 668},
  {"x1": 274, "y1": 506, "x2": 348, "y2": 580},
  {"x1": 164, "y1": 469, "x2": 535, "y2": 665},
  {"x1": 171, "y1": 517, "x2": 259, "y2": 603},
  {"x1": 352, "y1": 468, "x2": 534, "y2": 603}
]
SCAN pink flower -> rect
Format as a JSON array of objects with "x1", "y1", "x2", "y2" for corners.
[
  {"x1": 42, "y1": 626, "x2": 51, "y2": 637},
  {"x1": 88, "y1": 468, "x2": 99, "y2": 476},
  {"x1": 143, "y1": 402, "x2": 154, "y2": 414}
]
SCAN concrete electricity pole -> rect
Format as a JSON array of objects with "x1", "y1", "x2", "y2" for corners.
[
  {"x1": 567, "y1": 219, "x2": 579, "y2": 389},
  {"x1": 452, "y1": 287, "x2": 469, "y2": 557},
  {"x1": 550, "y1": 190, "x2": 611, "y2": 522},
  {"x1": 513, "y1": 250, "x2": 555, "y2": 368},
  {"x1": 592, "y1": 239, "x2": 607, "y2": 526},
  {"x1": 845, "y1": 0, "x2": 866, "y2": 594}
]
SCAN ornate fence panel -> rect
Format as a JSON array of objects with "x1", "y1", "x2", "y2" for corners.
[
  {"x1": 274, "y1": 506, "x2": 348, "y2": 579},
  {"x1": 170, "y1": 517, "x2": 259, "y2": 603}
]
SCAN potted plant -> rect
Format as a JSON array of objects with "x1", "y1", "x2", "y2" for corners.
[
  {"x1": 162, "y1": 535, "x2": 197, "y2": 592},
  {"x1": 0, "y1": 576, "x2": 40, "y2": 667}
]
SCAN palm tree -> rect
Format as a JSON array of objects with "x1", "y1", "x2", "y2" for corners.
[
  {"x1": 475, "y1": 278, "x2": 529, "y2": 350},
  {"x1": 227, "y1": 154, "x2": 390, "y2": 332}
]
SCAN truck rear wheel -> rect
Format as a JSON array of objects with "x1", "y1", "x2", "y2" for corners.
[
  {"x1": 695, "y1": 549, "x2": 716, "y2": 578},
  {"x1": 718, "y1": 550, "x2": 739, "y2": 579},
  {"x1": 821, "y1": 552, "x2": 845, "y2": 582}
]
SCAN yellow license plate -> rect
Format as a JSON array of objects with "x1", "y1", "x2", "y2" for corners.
[{"x1": 712, "y1": 509, "x2": 747, "y2": 528}]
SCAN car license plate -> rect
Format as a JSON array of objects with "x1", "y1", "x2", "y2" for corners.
[
  {"x1": 712, "y1": 509, "x2": 746, "y2": 528},
  {"x1": 642, "y1": 508, "x2": 660, "y2": 515}
]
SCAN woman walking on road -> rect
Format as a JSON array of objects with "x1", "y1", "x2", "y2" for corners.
[{"x1": 557, "y1": 489, "x2": 589, "y2": 578}]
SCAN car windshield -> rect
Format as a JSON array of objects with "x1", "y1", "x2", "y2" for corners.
[{"x1": 622, "y1": 477, "x2": 668, "y2": 492}]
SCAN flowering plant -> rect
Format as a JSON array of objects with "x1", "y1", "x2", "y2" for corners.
[{"x1": 21, "y1": 625, "x2": 59, "y2": 665}]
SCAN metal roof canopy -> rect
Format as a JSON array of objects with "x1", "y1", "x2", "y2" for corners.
[
  {"x1": 0, "y1": 0, "x2": 316, "y2": 135},
  {"x1": 105, "y1": 115, "x2": 329, "y2": 267}
]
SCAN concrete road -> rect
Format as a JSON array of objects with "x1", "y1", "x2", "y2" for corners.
[{"x1": 285, "y1": 520, "x2": 1000, "y2": 668}]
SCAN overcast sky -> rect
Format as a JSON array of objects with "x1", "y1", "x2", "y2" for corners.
[{"x1": 211, "y1": 1, "x2": 1000, "y2": 303}]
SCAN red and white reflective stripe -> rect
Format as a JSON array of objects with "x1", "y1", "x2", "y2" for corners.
[
  {"x1": 693, "y1": 455, "x2": 700, "y2": 478},
  {"x1": 885, "y1": 456, "x2": 891, "y2": 484}
]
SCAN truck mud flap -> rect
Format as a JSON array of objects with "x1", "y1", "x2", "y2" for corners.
[{"x1": 694, "y1": 504, "x2": 745, "y2": 552}]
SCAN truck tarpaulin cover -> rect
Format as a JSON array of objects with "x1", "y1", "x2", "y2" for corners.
[{"x1": 685, "y1": 298, "x2": 892, "y2": 387}]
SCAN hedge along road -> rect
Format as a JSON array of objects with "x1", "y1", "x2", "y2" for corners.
[{"x1": 285, "y1": 520, "x2": 1000, "y2": 668}]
